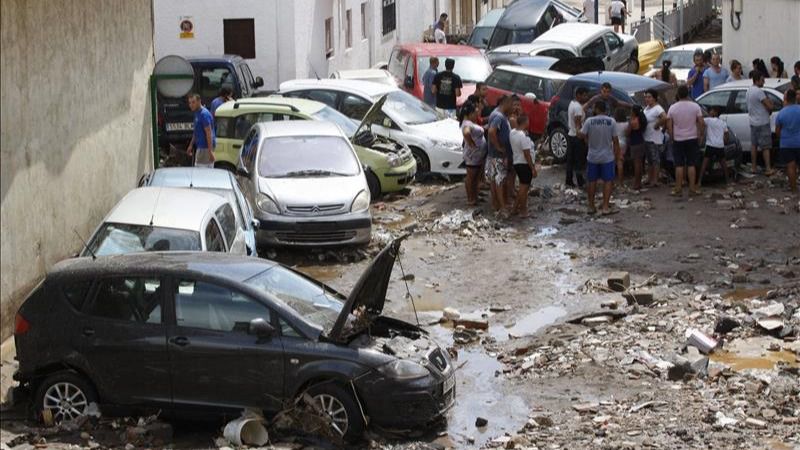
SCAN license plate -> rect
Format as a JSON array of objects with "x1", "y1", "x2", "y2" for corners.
[
  {"x1": 443, "y1": 375, "x2": 455, "y2": 394},
  {"x1": 166, "y1": 122, "x2": 193, "y2": 132}
]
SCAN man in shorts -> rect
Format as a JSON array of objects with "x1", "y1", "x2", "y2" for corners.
[
  {"x1": 776, "y1": 89, "x2": 800, "y2": 194},
  {"x1": 487, "y1": 96, "x2": 514, "y2": 214},
  {"x1": 746, "y1": 70, "x2": 775, "y2": 175},
  {"x1": 579, "y1": 102, "x2": 620, "y2": 215},
  {"x1": 667, "y1": 85, "x2": 705, "y2": 196},
  {"x1": 566, "y1": 87, "x2": 589, "y2": 188},
  {"x1": 643, "y1": 89, "x2": 667, "y2": 187}
]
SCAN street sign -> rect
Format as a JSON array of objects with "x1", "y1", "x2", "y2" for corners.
[{"x1": 153, "y1": 55, "x2": 194, "y2": 98}]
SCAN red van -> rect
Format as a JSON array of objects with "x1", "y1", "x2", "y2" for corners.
[{"x1": 387, "y1": 44, "x2": 492, "y2": 108}]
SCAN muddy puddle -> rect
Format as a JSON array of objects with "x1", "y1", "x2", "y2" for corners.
[
  {"x1": 490, "y1": 306, "x2": 566, "y2": 341},
  {"x1": 711, "y1": 350, "x2": 799, "y2": 371},
  {"x1": 532, "y1": 226, "x2": 559, "y2": 238}
]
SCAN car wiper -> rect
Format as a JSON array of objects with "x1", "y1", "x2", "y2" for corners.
[{"x1": 282, "y1": 169, "x2": 334, "y2": 177}]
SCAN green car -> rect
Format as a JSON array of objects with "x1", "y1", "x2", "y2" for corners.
[{"x1": 213, "y1": 96, "x2": 417, "y2": 198}]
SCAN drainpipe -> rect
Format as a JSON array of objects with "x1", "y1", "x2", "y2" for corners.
[
  {"x1": 641, "y1": 0, "x2": 645, "y2": 20},
  {"x1": 679, "y1": 0, "x2": 684, "y2": 44}
]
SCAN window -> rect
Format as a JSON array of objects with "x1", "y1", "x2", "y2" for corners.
[
  {"x1": 698, "y1": 90, "x2": 732, "y2": 114},
  {"x1": 512, "y1": 75, "x2": 545, "y2": 99},
  {"x1": 62, "y1": 280, "x2": 93, "y2": 311},
  {"x1": 84, "y1": 278, "x2": 162, "y2": 324},
  {"x1": 382, "y1": 0, "x2": 396, "y2": 35},
  {"x1": 280, "y1": 317, "x2": 302, "y2": 338},
  {"x1": 582, "y1": 38, "x2": 607, "y2": 59},
  {"x1": 217, "y1": 112, "x2": 286, "y2": 140},
  {"x1": 205, "y1": 220, "x2": 226, "y2": 252},
  {"x1": 216, "y1": 204, "x2": 237, "y2": 247},
  {"x1": 345, "y1": 9, "x2": 353, "y2": 48},
  {"x1": 241, "y1": 129, "x2": 259, "y2": 173},
  {"x1": 237, "y1": 66, "x2": 250, "y2": 97},
  {"x1": 766, "y1": 92, "x2": 783, "y2": 112},
  {"x1": 223, "y1": 19, "x2": 256, "y2": 59},
  {"x1": 604, "y1": 33, "x2": 623, "y2": 51},
  {"x1": 404, "y1": 56, "x2": 415, "y2": 85},
  {"x1": 538, "y1": 49, "x2": 576, "y2": 59},
  {"x1": 387, "y1": 50, "x2": 406, "y2": 78},
  {"x1": 341, "y1": 94, "x2": 372, "y2": 119},
  {"x1": 198, "y1": 67, "x2": 234, "y2": 101},
  {"x1": 325, "y1": 17, "x2": 334, "y2": 58},
  {"x1": 361, "y1": 3, "x2": 368, "y2": 39},
  {"x1": 174, "y1": 280, "x2": 271, "y2": 332},
  {"x1": 486, "y1": 70, "x2": 516, "y2": 91},
  {"x1": 731, "y1": 91, "x2": 748, "y2": 114},
  {"x1": 302, "y1": 90, "x2": 340, "y2": 108}
]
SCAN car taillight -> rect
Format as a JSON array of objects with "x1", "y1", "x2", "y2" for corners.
[{"x1": 15, "y1": 313, "x2": 30, "y2": 335}]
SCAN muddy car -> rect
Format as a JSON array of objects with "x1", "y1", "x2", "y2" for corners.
[{"x1": 13, "y1": 238, "x2": 455, "y2": 442}]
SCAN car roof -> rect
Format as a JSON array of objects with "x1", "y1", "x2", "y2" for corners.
[
  {"x1": 476, "y1": 8, "x2": 505, "y2": 27},
  {"x1": 279, "y1": 79, "x2": 398, "y2": 98},
  {"x1": 48, "y1": 251, "x2": 275, "y2": 284},
  {"x1": 666, "y1": 43, "x2": 722, "y2": 52},
  {"x1": 536, "y1": 23, "x2": 615, "y2": 42},
  {"x1": 711, "y1": 78, "x2": 791, "y2": 90},
  {"x1": 214, "y1": 96, "x2": 324, "y2": 116},
  {"x1": 495, "y1": 65, "x2": 571, "y2": 80},
  {"x1": 334, "y1": 69, "x2": 392, "y2": 79},
  {"x1": 187, "y1": 55, "x2": 244, "y2": 64},
  {"x1": 573, "y1": 71, "x2": 671, "y2": 92},
  {"x1": 149, "y1": 167, "x2": 233, "y2": 190},
  {"x1": 104, "y1": 187, "x2": 226, "y2": 231},
  {"x1": 496, "y1": 0, "x2": 557, "y2": 28},
  {"x1": 256, "y1": 120, "x2": 347, "y2": 138},
  {"x1": 393, "y1": 43, "x2": 483, "y2": 56}
]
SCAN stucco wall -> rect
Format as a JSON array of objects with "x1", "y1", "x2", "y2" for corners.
[
  {"x1": 0, "y1": 0, "x2": 154, "y2": 339},
  {"x1": 722, "y1": 0, "x2": 800, "y2": 71}
]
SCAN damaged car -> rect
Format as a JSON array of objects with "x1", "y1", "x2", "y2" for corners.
[{"x1": 13, "y1": 237, "x2": 455, "y2": 442}]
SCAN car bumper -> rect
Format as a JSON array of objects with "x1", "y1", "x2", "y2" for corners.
[
  {"x1": 255, "y1": 211, "x2": 372, "y2": 247},
  {"x1": 428, "y1": 146, "x2": 467, "y2": 176},
  {"x1": 356, "y1": 371, "x2": 455, "y2": 428},
  {"x1": 380, "y1": 162, "x2": 417, "y2": 192}
]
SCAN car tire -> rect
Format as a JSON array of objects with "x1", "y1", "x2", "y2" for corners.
[
  {"x1": 548, "y1": 127, "x2": 569, "y2": 163},
  {"x1": 630, "y1": 57, "x2": 640, "y2": 74},
  {"x1": 365, "y1": 170, "x2": 381, "y2": 201},
  {"x1": 410, "y1": 147, "x2": 430, "y2": 179},
  {"x1": 34, "y1": 371, "x2": 98, "y2": 425},
  {"x1": 306, "y1": 383, "x2": 365, "y2": 443},
  {"x1": 214, "y1": 161, "x2": 237, "y2": 173}
]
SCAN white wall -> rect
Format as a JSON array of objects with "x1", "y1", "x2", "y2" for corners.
[{"x1": 722, "y1": 0, "x2": 800, "y2": 72}]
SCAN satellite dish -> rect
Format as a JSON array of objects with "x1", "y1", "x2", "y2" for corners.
[{"x1": 154, "y1": 55, "x2": 194, "y2": 98}]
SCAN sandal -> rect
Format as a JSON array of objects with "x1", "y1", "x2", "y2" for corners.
[{"x1": 669, "y1": 188, "x2": 682, "y2": 197}]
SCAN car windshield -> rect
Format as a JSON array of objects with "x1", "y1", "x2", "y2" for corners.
[
  {"x1": 244, "y1": 266, "x2": 346, "y2": 331},
  {"x1": 417, "y1": 56, "x2": 492, "y2": 83},
  {"x1": 379, "y1": 90, "x2": 442, "y2": 125},
  {"x1": 87, "y1": 223, "x2": 201, "y2": 256},
  {"x1": 655, "y1": 50, "x2": 696, "y2": 69},
  {"x1": 310, "y1": 106, "x2": 359, "y2": 137},
  {"x1": 258, "y1": 135, "x2": 360, "y2": 178},
  {"x1": 468, "y1": 27, "x2": 494, "y2": 48}
]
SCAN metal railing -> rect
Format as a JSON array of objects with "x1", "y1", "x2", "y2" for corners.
[{"x1": 628, "y1": 0, "x2": 714, "y2": 45}]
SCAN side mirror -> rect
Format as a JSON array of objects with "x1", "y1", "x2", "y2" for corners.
[
  {"x1": 249, "y1": 318, "x2": 275, "y2": 337},
  {"x1": 237, "y1": 167, "x2": 250, "y2": 178},
  {"x1": 404, "y1": 76, "x2": 414, "y2": 89},
  {"x1": 525, "y1": 92, "x2": 538, "y2": 102},
  {"x1": 253, "y1": 76, "x2": 265, "y2": 89},
  {"x1": 382, "y1": 118, "x2": 393, "y2": 128},
  {"x1": 250, "y1": 218, "x2": 261, "y2": 229}
]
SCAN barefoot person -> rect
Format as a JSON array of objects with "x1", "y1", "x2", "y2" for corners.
[
  {"x1": 667, "y1": 85, "x2": 705, "y2": 196},
  {"x1": 511, "y1": 114, "x2": 537, "y2": 217},
  {"x1": 579, "y1": 102, "x2": 620, "y2": 215},
  {"x1": 776, "y1": 89, "x2": 800, "y2": 194},
  {"x1": 698, "y1": 106, "x2": 730, "y2": 186},
  {"x1": 460, "y1": 102, "x2": 486, "y2": 206}
]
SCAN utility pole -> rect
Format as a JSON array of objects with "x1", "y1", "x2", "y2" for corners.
[
  {"x1": 641, "y1": 0, "x2": 645, "y2": 20},
  {"x1": 594, "y1": 0, "x2": 599, "y2": 24}
]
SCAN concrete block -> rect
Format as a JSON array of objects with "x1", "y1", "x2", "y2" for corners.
[{"x1": 607, "y1": 272, "x2": 630, "y2": 292}]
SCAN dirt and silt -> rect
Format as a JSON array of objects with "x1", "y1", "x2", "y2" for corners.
[{"x1": 1, "y1": 166, "x2": 798, "y2": 449}]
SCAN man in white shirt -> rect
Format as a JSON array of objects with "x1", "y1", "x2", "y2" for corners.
[
  {"x1": 434, "y1": 13, "x2": 448, "y2": 44},
  {"x1": 746, "y1": 71, "x2": 774, "y2": 175},
  {"x1": 643, "y1": 89, "x2": 667, "y2": 187},
  {"x1": 566, "y1": 87, "x2": 589, "y2": 188},
  {"x1": 608, "y1": 0, "x2": 627, "y2": 33},
  {"x1": 510, "y1": 115, "x2": 537, "y2": 217}
]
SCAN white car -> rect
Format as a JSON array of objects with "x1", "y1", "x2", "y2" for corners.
[
  {"x1": 330, "y1": 69, "x2": 398, "y2": 87},
  {"x1": 83, "y1": 187, "x2": 245, "y2": 256},
  {"x1": 279, "y1": 79, "x2": 464, "y2": 176},
  {"x1": 529, "y1": 23, "x2": 639, "y2": 73},
  {"x1": 487, "y1": 41, "x2": 582, "y2": 66},
  {"x1": 696, "y1": 79, "x2": 791, "y2": 151},
  {"x1": 643, "y1": 43, "x2": 722, "y2": 84}
]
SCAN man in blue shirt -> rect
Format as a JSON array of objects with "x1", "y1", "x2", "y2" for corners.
[
  {"x1": 776, "y1": 89, "x2": 800, "y2": 193},
  {"x1": 187, "y1": 93, "x2": 216, "y2": 168},
  {"x1": 209, "y1": 86, "x2": 233, "y2": 117},
  {"x1": 686, "y1": 51, "x2": 707, "y2": 99},
  {"x1": 422, "y1": 57, "x2": 439, "y2": 107}
]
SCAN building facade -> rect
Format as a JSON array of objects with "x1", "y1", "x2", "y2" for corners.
[
  {"x1": 0, "y1": 0, "x2": 155, "y2": 338},
  {"x1": 154, "y1": 0, "x2": 449, "y2": 91},
  {"x1": 722, "y1": 0, "x2": 800, "y2": 73}
]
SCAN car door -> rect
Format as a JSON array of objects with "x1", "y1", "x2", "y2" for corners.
[
  {"x1": 728, "y1": 90, "x2": 752, "y2": 149},
  {"x1": 77, "y1": 276, "x2": 171, "y2": 407},
  {"x1": 230, "y1": 173, "x2": 258, "y2": 255},
  {"x1": 166, "y1": 278, "x2": 285, "y2": 412},
  {"x1": 215, "y1": 203, "x2": 246, "y2": 255},
  {"x1": 581, "y1": 37, "x2": 609, "y2": 70},
  {"x1": 485, "y1": 69, "x2": 516, "y2": 106},
  {"x1": 602, "y1": 32, "x2": 628, "y2": 71},
  {"x1": 237, "y1": 128, "x2": 260, "y2": 211}
]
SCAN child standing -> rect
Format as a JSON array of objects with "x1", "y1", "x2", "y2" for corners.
[
  {"x1": 699, "y1": 106, "x2": 730, "y2": 186},
  {"x1": 510, "y1": 115, "x2": 537, "y2": 218}
]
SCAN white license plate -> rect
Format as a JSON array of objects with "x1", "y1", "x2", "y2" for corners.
[
  {"x1": 443, "y1": 375, "x2": 455, "y2": 393},
  {"x1": 166, "y1": 122, "x2": 193, "y2": 132}
]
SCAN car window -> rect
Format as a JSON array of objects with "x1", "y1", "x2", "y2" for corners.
[
  {"x1": 388, "y1": 50, "x2": 406, "y2": 78},
  {"x1": 218, "y1": 113, "x2": 285, "y2": 140},
  {"x1": 241, "y1": 64, "x2": 256, "y2": 91},
  {"x1": 241, "y1": 129, "x2": 259, "y2": 172},
  {"x1": 175, "y1": 280, "x2": 271, "y2": 332},
  {"x1": 232, "y1": 182, "x2": 252, "y2": 229},
  {"x1": 215, "y1": 204, "x2": 237, "y2": 247},
  {"x1": 486, "y1": 70, "x2": 516, "y2": 92},
  {"x1": 238, "y1": 66, "x2": 250, "y2": 97},
  {"x1": 198, "y1": 67, "x2": 235, "y2": 102},
  {"x1": 62, "y1": 280, "x2": 93, "y2": 311},
  {"x1": 84, "y1": 278, "x2": 162, "y2": 324},
  {"x1": 731, "y1": 91, "x2": 748, "y2": 114},
  {"x1": 88, "y1": 223, "x2": 201, "y2": 255},
  {"x1": 512, "y1": 74, "x2": 544, "y2": 98},
  {"x1": 582, "y1": 38, "x2": 607, "y2": 59},
  {"x1": 698, "y1": 90, "x2": 732, "y2": 114},
  {"x1": 537, "y1": 48, "x2": 575, "y2": 59},
  {"x1": 766, "y1": 92, "x2": 783, "y2": 112},
  {"x1": 604, "y1": 33, "x2": 623, "y2": 51},
  {"x1": 404, "y1": 56, "x2": 415, "y2": 84},
  {"x1": 279, "y1": 317, "x2": 302, "y2": 338},
  {"x1": 301, "y1": 90, "x2": 339, "y2": 108},
  {"x1": 341, "y1": 94, "x2": 372, "y2": 119},
  {"x1": 205, "y1": 219, "x2": 226, "y2": 252}
]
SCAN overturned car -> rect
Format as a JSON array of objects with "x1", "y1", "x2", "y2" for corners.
[{"x1": 13, "y1": 238, "x2": 455, "y2": 441}]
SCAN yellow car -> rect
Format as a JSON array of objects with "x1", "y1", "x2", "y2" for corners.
[
  {"x1": 638, "y1": 40, "x2": 665, "y2": 75},
  {"x1": 214, "y1": 97, "x2": 417, "y2": 198}
]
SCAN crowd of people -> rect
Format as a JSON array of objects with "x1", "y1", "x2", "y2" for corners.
[{"x1": 454, "y1": 64, "x2": 800, "y2": 218}]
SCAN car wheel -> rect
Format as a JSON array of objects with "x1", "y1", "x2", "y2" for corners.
[
  {"x1": 35, "y1": 371, "x2": 97, "y2": 424},
  {"x1": 630, "y1": 57, "x2": 640, "y2": 74},
  {"x1": 214, "y1": 161, "x2": 237, "y2": 173},
  {"x1": 410, "y1": 147, "x2": 430, "y2": 179},
  {"x1": 365, "y1": 170, "x2": 381, "y2": 200},
  {"x1": 306, "y1": 383, "x2": 365, "y2": 442},
  {"x1": 548, "y1": 127, "x2": 569, "y2": 162}
]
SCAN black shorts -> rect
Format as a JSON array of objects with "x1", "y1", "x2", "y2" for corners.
[
  {"x1": 780, "y1": 148, "x2": 800, "y2": 165},
  {"x1": 514, "y1": 164, "x2": 533, "y2": 184},
  {"x1": 611, "y1": 16, "x2": 622, "y2": 25},
  {"x1": 704, "y1": 145, "x2": 725, "y2": 161},
  {"x1": 673, "y1": 139, "x2": 699, "y2": 167}
]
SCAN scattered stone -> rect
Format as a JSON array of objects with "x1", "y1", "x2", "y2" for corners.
[
  {"x1": 630, "y1": 401, "x2": 667, "y2": 413},
  {"x1": 400, "y1": 273, "x2": 415, "y2": 281},
  {"x1": 443, "y1": 307, "x2": 461, "y2": 321},
  {"x1": 757, "y1": 318, "x2": 784, "y2": 333},
  {"x1": 452, "y1": 318, "x2": 489, "y2": 331},
  {"x1": 475, "y1": 417, "x2": 488, "y2": 428},
  {"x1": 675, "y1": 271, "x2": 694, "y2": 283},
  {"x1": 685, "y1": 328, "x2": 718, "y2": 354},
  {"x1": 572, "y1": 402, "x2": 600, "y2": 413},
  {"x1": 623, "y1": 291, "x2": 655, "y2": 306},
  {"x1": 745, "y1": 417, "x2": 767, "y2": 428},
  {"x1": 607, "y1": 272, "x2": 631, "y2": 292},
  {"x1": 714, "y1": 316, "x2": 741, "y2": 334}
]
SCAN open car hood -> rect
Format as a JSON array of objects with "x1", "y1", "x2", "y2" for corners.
[
  {"x1": 326, "y1": 235, "x2": 408, "y2": 342},
  {"x1": 352, "y1": 93, "x2": 389, "y2": 140},
  {"x1": 549, "y1": 57, "x2": 604, "y2": 75}
]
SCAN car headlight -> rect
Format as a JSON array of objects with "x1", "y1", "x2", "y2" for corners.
[
  {"x1": 377, "y1": 359, "x2": 430, "y2": 380},
  {"x1": 386, "y1": 153, "x2": 402, "y2": 168},
  {"x1": 350, "y1": 190, "x2": 370, "y2": 212},
  {"x1": 256, "y1": 193, "x2": 280, "y2": 214}
]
